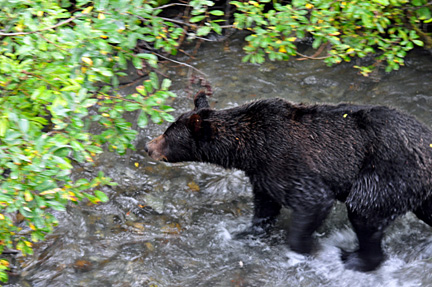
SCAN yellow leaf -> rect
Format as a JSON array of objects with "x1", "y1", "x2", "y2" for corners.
[
  {"x1": 287, "y1": 37, "x2": 297, "y2": 42},
  {"x1": 100, "y1": 35, "x2": 108, "y2": 39},
  {"x1": 40, "y1": 188, "x2": 61, "y2": 195},
  {"x1": 161, "y1": 223, "x2": 182, "y2": 234},
  {"x1": 15, "y1": 24, "x2": 24, "y2": 32},
  {"x1": 37, "y1": 11, "x2": 44, "y2": 17},
  {"x1": 145, "y1": 242, "x2": 155, "y2": 251},
  {"x1": 98, "y1": 13, "x2": 105, "y2": 20},
  {"x1": 343, "y1": 114, "x2": 348, "y2": 118},
  {"x1": 24, "y1": 191, "x2": 34, "y2": 202},
  {"x1": 68, "y1": 192, "x2": 78, "y2": 202},
  {"x1": 187, "y1": 182, "x2": 200, "y2": 192},
  {"x1": 0, "y1": 214, "x2": 4, "y2": 220},
  {"x1": 279, "y1": 46, "x2": 287, "y2": 53},
  {"x1": 0, "y1": 260, "x2": 9, "y2": 267},
  {"x1": 134, "y1": 162, "x2": 139, "y2": 167},
  {"x1": 82, "y1": 6, "x2": 93, "y2": 14},
  {"x1": 305, "y1": 3, "x2": 314, "y2": 9},
  {"x1": 81, "y1": 56, "x2": 93, "y2": 66},
  {"x1": 29, "y1": 223, "x2": 36, "y2": 231}
]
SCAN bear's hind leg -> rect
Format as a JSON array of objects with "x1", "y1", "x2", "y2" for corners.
[
  {"x1": 414, "y1": 196, "x2": 432, "y2": 227},
  {"x1": 342, "y1": 208, "x2": 388, "y2": 272},
  {"x1": 287, "y1": 203, "x2": 333, "y2": 255}
]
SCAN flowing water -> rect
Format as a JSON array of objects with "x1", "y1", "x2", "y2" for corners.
[{"x1": 6, "y1": 35, "x2": 432, "y2": 287}]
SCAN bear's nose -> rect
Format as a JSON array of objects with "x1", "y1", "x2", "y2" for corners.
[{"x1": 144, "y1": 143, "x2": 149, "y2": 153}]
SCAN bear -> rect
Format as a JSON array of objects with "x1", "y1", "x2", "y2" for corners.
[{"x1": 145, "y1": 91, "x2": 432, "y2": 272}]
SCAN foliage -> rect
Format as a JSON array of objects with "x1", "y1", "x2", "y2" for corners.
[
  {"x1": 0, "y1": 0, "x2": 200, "y2": 282},
  {"x1": 231, "y1": 0, "x2": 432, "y2": 75}
]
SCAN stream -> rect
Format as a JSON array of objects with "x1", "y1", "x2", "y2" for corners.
[{"x1": 5, "y1": 34, "x2": 432, "y2": 287}]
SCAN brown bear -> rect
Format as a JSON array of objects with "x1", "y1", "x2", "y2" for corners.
[{"x1": 145, "y1": 91, "x2": 432, "y2": 272}]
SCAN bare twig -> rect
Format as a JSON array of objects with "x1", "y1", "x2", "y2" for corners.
[
  {"x1": 37, "y1": 33, "x2": 66, "y2": 50},
  {"x1": 159, "y1": 17, "x2": 195, "y2": 27},
  {"x1": 296, "y1": 44, "x2": 330, "y2": 60},
  {"x1": 154, "y1": 52, "x2": 208, "y2": 77},
  {"x1": 21, "y1": 71, "x2": 60, "y2": 87},
  {"x1": 296, "y1": 51, "x2": 329, "y2": 60},
  {"x1": 0, "y1": 16, "x2": 77, "y2": 36},
  {"x1": 151, "y1": 3, "x2": 192, "y2": 10}
]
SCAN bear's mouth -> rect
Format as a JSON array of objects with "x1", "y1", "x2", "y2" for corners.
[
  {"x1": 146, "y1": 150, "x2": 168, "y2": 162},
  {"x1": 145, "y1": 135, "x2": 169, "y2": 162}
]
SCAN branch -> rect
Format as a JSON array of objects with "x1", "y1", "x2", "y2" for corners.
[
  {"x1": 154, "y1": 52, "x2": 208, "y2": 77},
  {"x1": 0, "y1": 16, "x2": 77, "y2": 36},
  {"x1": 37, "y1": 33, "x2": 66, "y2": 50},
  {"x1": 296, "y1": 51, "x2": 330, "y2": 60},
  {"x1": 296, "y1": 43, "x2": 330, "y2": 61},
  {"x1": 159, "y1": 17, "x2": 195, "y2": 27},
  {"x1": 20, "y1": 71, "x2": 60, "y2": 88},
  {"x1": 151, "y1": 3, "x2": 192, "y2": 10}
]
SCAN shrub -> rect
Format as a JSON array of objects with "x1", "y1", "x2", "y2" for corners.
[{"x1": 232, "y1": 0, "x2": 432, "y2": 75}]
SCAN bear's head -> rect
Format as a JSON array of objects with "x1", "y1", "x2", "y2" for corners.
[{"x1": 145, "y1": 91, "x2": 213, "y2": 163}]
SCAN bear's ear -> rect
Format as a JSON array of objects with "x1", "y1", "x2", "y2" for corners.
[
  {"x1": 187, "y1": 110, "x2": 213, "y2": 139},
  {"x1": 194, "y1": 91, "x2": 210, "y2": 110},
  {"x1": 188, "y1": 113, "x2": 203, "y2": 134}
]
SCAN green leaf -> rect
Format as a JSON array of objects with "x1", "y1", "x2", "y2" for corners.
[
  {"x1": 132, "y1": 57, "x2": 143, "y2": 69},
  {"x1": 137, "y1": 111, "x2": 148, "y2": 128},
  {"x1": 161, "y1": 78, "x2": 172, "y2": 90},
  {"x1": 83, "y1": 99, "x2": 98, "y2": 107},
  {"x1": 373, "y1": 0, "x2": 389, "y2": 5},
  {"x1": 144, "y1": 80, "x2": 154, "y2": 93},
  {"x1": 0, "y1": 118, "x2": 9, "y2": 137},
  {"x1": 161, "y1": 113, "x2": 175, "y2": 122},
  {"x1": 210, "y1": 22, "x2": 222, "y2": 34},
  {"x1": 47, "y1": 200, "x2": 66, "y2": 211},
  {"x1": 413, "y1": 39, "x2": 424, "y2": 46},
  {"x1": 312, "y1": 37, "x2": 322, "y2": 49},
  {"x1": 149, "y1": 72, "x2": 159, "y2": 89},
  {"x1": 190, "y1": 15, "x2": 206, "y2": 23},
  {"x1": 197, "y1": 26, "x2": 212, "y2": 36},
  {"x1": 94, "y1": 190, "x2": 109, "y2": 202},
  {"x1": 417, "y1": 7, "x2": 432, "y2": 20},
  {"x1": 209, "y1": 10, "x2": 224, "y2": 16},
  {"x1": 412, "y1": 0, "x2": 425, "y2": 6},
  {"x1": 124, "y1": 102, "x2": 142, "y2": 111}
]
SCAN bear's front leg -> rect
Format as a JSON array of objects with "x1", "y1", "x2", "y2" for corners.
[
  {"x1": 342, "y1": 209, "x2": 388, "y2": 272},
  {"x1": 235, "y1": 187, "x2": 281, "y2": 238}
]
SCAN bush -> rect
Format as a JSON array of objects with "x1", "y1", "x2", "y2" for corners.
[
  {"x1": 232, "y1": 0, "x2": 432, "y2": 75},
  {"x1": 0, "y1": 0, "x2": 183, "y2": 282}
]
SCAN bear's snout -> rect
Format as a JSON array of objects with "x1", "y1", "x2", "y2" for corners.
[{"x1": 145, "y1": 135, "x2": 168, "y2": 161}]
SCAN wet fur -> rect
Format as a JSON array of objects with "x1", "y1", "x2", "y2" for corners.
[{"x1": 145, "y1": 92, "x2": 432, "y2": 272}]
